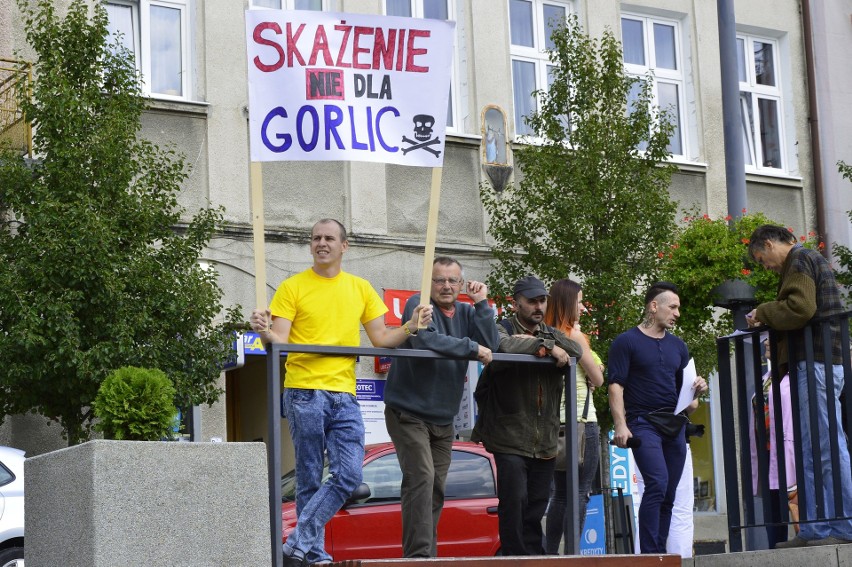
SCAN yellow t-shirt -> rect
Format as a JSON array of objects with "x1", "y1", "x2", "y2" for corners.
[{"x1": 269, "y1": 268, "x2": 387, "y2": 395}]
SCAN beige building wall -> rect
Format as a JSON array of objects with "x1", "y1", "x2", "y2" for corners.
[{"x1": 2, "y1": 0, "x2": 834, "y2": 549}]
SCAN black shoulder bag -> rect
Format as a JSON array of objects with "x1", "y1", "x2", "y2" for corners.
[{"x1": 644, "y1": 409, "x2": 688, "y2": 438}]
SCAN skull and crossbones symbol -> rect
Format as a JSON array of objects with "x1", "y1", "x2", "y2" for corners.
[{"x1": 402, "y1": 114, "x2": 441, "y2": 157}]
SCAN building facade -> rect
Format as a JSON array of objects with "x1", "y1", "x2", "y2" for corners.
[{"x1": 3, "y1": 0, "x2": 850, "y2": 551}]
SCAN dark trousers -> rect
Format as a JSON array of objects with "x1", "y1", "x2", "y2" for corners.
[
  {"x1": 545, "y1": 421, "x2": 601, "y2": 554},
  {"x1": 494, "y1": 452, "x2": 556, "y2": 556},
  {"x1": 630, "y1": 417, "x2": 686, "y2": 554},
  {"x1": 765, "y1": 489, "x2": 789, "y2": 549},
  {"x1": 384, "y1": 407, "x2": 454, "y2": 557}
]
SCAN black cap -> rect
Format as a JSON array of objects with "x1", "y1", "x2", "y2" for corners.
[{"x1": 513, "y1": 275, "x2": 548, "y2": 298}]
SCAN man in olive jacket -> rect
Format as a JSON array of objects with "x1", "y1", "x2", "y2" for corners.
[
  {"x1": 472, "y1": 275, "x2": 583, "y2": 555},
  {"x1": 746, "y1": 224, "x2": 852, "y2": 547}
]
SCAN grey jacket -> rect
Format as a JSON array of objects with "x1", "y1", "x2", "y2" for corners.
[{"x1": 383, "y1": 294, "x2": 499, "y2": 425}]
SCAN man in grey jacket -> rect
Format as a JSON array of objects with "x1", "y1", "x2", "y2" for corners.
[
  {"x1": 383, "y1": 256, "x2": 500, "y2": 557},
  {"x1": 472, "y1": 275, "x2": 582, "y2": 555}
]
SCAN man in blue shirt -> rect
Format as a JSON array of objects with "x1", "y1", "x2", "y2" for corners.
[{"x1": 608, "y1": 282, "x2": 706, "y2": 554}]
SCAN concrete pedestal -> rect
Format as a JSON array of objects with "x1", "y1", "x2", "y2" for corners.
[{"x1": 24, "y1": 439, "x2": 269, "y2": 567}]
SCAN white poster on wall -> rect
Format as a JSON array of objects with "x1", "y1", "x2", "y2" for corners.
[{"x1": 356, "y1": 378, "x2": 391, "y2": 445}]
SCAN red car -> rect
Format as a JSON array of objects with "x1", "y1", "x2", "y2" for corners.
[{"x1": 281, "y1": 441, "x2": 501, "y2": 559}]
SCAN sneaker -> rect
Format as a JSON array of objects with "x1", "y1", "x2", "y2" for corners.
[
  {"x1": 775, "y1": 536, "x2": 810, "y2": 548},
  {"x1": 282, "y1": 553, "x2": 308, "y2": 567},
  {"x1": 807, "y1": 536, "x2": 852, "y2": 547}
]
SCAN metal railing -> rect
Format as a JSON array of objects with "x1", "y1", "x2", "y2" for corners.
[
  {"x1": 716, "y1": 312, "x2": 852, "y2": 551},
  {"x1": 264, "y1": 343, "x2": 578, "y2": 567}
]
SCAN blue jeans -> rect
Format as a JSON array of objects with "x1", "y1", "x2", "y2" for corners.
[
  {"x1": 795, "y1": 361, "x2": 852, "y2": 540},
  {"x1": 629, "y1": 416, "x2": 686, "y2": 554},
  {"x1": 282, "y1": 388, "x2": 365, "y2": 563}
]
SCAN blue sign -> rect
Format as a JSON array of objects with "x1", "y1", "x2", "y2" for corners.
[
  {"x1": 580, "y1": 494, "x2": 606, "y2": 555},
  {"x1": 355, "y1": 378, "x2": 385, "y2": 402},
  {"x1": 609, "y1": 430, "x2": 631, "y2": 497}
]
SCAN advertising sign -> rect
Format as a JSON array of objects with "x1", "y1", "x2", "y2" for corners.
[
  {"x1": 580, "y1": 494, "x2": 606, "y2": 555},
  {"x1": 356, "y1": 378, "x2": 391, "y2": 444}
]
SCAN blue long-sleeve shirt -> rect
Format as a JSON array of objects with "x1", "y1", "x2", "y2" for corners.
[
  {"x1": 608, "y1": 326, "x2": 690, "y2": 422},
  {"x1": 383, "y1": 294, "x2": 499, "y2": 425}
]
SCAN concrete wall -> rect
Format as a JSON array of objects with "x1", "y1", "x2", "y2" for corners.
[{"x1": 25, "y1": 440, "x2": 269, "y2": 567}]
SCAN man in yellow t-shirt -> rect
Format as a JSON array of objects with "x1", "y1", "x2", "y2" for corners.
[{"x1": 250, "y1": 219, "x2": 430, "y2": 567}]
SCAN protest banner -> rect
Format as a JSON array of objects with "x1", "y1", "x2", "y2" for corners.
[{"x1": 245, "y1": 9, "x2": 456, "y2": 308}]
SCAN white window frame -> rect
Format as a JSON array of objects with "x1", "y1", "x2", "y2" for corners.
[
  {"x1": 508, "y1": 0, "x2": 572, "y2": 138},
  {"x1": 621, "y1": 13, "x2": 688, "y2": 158},
  {"x1": 384, "y1": 0, "x2": 462, "y2": 133},
  {"x1": 737, "y1": 33, "x2": 786, "y2": 173},
  {"x1": 106, "y1": 0, "x2": 192, "y2": 101},
  {"x1": 248, "y1": 0, "x2": 328, "y2": 10}
]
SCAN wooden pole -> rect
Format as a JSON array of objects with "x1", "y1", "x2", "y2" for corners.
[
  {"x1": 250, "y1": 161, "x2": 268, "y2": 308},
  {"x1": 417, "y1": 167, "x2": 443, "y2": 327}
]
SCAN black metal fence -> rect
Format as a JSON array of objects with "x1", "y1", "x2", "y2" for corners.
[
  {"x1": 716, "y1": 312, "x2": 852, "y2": 551},
  {"x1": 264, "y1": 344, "x2": 579, "y2": 567}
]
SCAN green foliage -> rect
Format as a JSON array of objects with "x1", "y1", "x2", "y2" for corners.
[
  {"x1": 0, "y1": 0, "x2": 240, "y2": 444},
  {"x1": 93, "y1": 367, "x2": 178, "y2": 441},
  {"x1": 480, "y1": 15, "x2": 678, "y2": 429},
  {"x1": 658, "y1": 212, "x2": 776, "y2": 376},
  {"x1": 657, "y1": 211, "x2": 827, "y2": 376},
  {"x1": 833, "y1": 161, "x2": 852, "y2": 300}
]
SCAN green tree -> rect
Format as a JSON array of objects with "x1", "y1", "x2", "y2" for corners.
[
  {"x1": 480, "y1": 15, "x2": 678, "y2": 425},
  {"x1": 657, "y1": 212, "x2": 781, "y2": 376},
  {"x1": 832, "y1": 160, "x2": 852, "y2": 300},
  {"x1": 0, "y1": 0, "x2": 239, "y2": 444}
]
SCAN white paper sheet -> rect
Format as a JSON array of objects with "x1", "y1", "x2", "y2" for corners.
[{"x1": 675, "y1": 358, "x2": 697, "y2": 414}]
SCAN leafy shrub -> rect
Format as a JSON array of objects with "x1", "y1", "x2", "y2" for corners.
[
  {"x1": 658, "y1": 210, "x2": 824, "y2": 376},
  {"x1": 93, "y1": 367, "x2": 178, "y2": 441}
]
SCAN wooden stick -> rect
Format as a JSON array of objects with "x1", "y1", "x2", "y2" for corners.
[
  {"x1": 418, "y1": 167, "x2": 443, "y2": 327},
  {"x1": 250, "y1": 161, "x2": 268, "y2": 308}
]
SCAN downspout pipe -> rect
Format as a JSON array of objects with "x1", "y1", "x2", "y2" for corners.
[
  {"x1": 717, "y1": 0, "x2": 748, "y2": 221},
  {"x1": 801, "y1": 0, "x2": 828, "y2": 257}
]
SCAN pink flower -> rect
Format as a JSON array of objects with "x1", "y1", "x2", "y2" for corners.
[{"x1": 741, "y1": 269, "x2": 751, "y2": 276}]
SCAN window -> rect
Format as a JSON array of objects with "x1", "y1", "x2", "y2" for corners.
[
  {"x1": 621, "y1": 14, "x2": 686, "y2": 157},
  {"x1": 361, "y1": 453, "x2": 403, "y2": 502},
  {"x1": 737, "y1": 34, "x2": 784, "y2": 172},
  {"x1": 106, "y1": 1, "x2": 190, "y2": 100},
  {"x1": 508, "y1": 0, "x2": 570, "y2": 136},
  {"x1": 0, "y1": 462, "x2": 13, "y2": 488},
  {"x1": 249, "y1": 0, "x2": 324, "y2": 9},
  {"x1": 444, "y1": 450, "x2": 496, "y2": 498},
  {"x1": 386, "y1": 0, "x2": 461, "y2": 130}
]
